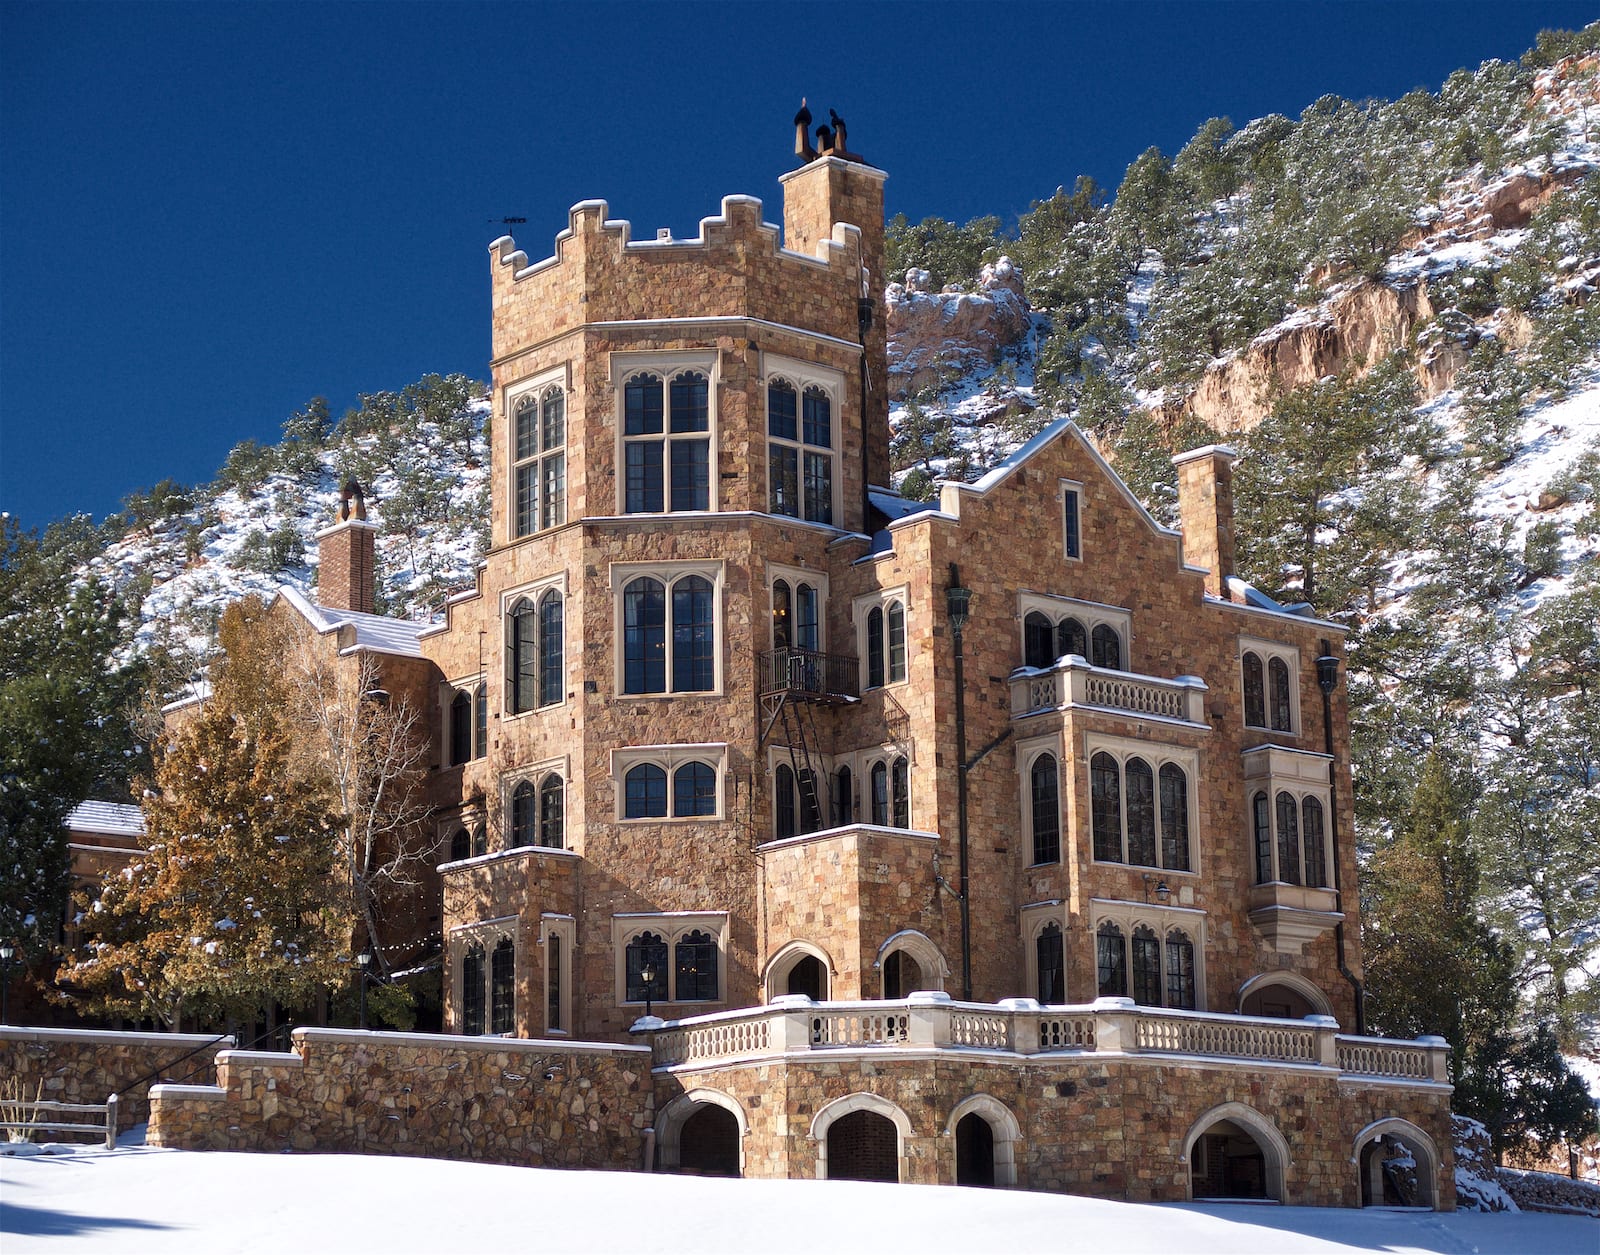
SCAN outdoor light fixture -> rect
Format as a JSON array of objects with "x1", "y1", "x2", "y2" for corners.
[
  {"x1": 640, "y1": 962, "x2": 658, "y2": 1019},
  {"x1": 0, "y1": 942, "x2": 14, "y2": 1025},
  {"x1": 946, "y1": 582, "x2": 972, "y2": 634},
  {"x1": 1316, "y1": 653, "x2": 1340, "y2": 696},
  {"x1": 357, "y1": 949, "x2": 373, "y2": 1030}
]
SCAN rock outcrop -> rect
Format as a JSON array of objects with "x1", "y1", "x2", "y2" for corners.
[{"x1": 886, "y1": 256, "x2": 1031, "y2": 397}]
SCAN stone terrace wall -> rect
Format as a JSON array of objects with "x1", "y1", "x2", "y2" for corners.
[
  {"x1": 0, "y1": 1026, "x2": 232, "y2": 1130},
  {"x1": 149, "y1": 1028, "x2": 654, "y2": 1169}
]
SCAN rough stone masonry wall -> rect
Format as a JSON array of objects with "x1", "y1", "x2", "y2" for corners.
[
  {"x1": 148, "y1": 1028, "x2": 653, "y2": 1169},
  {"x1": 0, "y1": 1026, "x2": 231, "y2": 1131}
]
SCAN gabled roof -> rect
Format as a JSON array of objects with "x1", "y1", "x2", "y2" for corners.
[
  {"x1": 66, "y1": 800, "x2": 146, "y2": 838},
  {"x1": 274, "y1": 586, "x2": 432, "y2": 659}
]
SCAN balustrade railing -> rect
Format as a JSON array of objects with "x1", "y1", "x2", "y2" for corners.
[
  {"x1": 644, "y1": 997, "x2": 1450, "y2": 1086},
  {"x1": 1010, "y1": 659, "x2": 1205, "y2": 724}
]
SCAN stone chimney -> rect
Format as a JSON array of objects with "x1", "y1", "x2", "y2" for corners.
[
  {"x1": 1172, "y1": 445, "x2": 1238, "y2": 598},
  {"x1": 315, "y1": 481, "x2": 377, "y2": 614}
]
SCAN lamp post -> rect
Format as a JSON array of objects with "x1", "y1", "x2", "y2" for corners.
[
  {"x1": 0, "y1": 942, "x2": 13, "y2": 1024},
  {"x1": 947, "y1": 565, "x2": 974, "y2": 1001},
  {"x1": 1316, "y1": 641, "x2": 1366, "y2": 1035},
  {"x1": 641, "y1": 962, "x2": 658, "y2": 1019},
  {"x1": 356, "y1": 949, "x2": 372, "y2": 1030}
]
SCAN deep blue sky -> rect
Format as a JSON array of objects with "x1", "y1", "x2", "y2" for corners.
[{"x1": 3, "y1": 1, "x2": 1594, "y2": 529}]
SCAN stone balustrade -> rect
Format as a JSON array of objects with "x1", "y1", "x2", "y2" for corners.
[
  {"x1": 648, "y1": 994, "x2": 1450, "y2": 1084},
  {"x1": 1011, "y1": 657, "x2": 1208, "y2": 725}
]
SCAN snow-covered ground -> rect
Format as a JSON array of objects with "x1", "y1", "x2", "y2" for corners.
[{"x1": 2, "y1": 1139, "x2": 1595, "y2": 1255}]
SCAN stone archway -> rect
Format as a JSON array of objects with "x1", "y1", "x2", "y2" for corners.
[
  {"x1": 655, "y1": 1088, "x2": 747, "y2": 1177},
  {"x1": 1182, "y1": 1102, "x2": 1289, "y2": 1202},
  {"x1": 1238, "y1": 972, "x2": 1333, "y2": 1020},
  {"x1": 810, "y1": 1092, "x2": 914, "y2": 1182},
  {"x1": 763, "y1": 941, "x2": 834, "y2": 1002},
  {"x1": 1353, "y1": 1118, "x2": 1440, "y2": 1209},
  {"x1": 945, "y1": 1093, "x2": 1022, "y2": 1187}
]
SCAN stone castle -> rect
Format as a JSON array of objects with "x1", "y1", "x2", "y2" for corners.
[{"x1": 55, "y1": 109, "x2": 1456, "y2": 1205}]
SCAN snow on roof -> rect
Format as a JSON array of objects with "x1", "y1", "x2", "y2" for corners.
[
  {"x1": 65, "y1": 800, "x2": 146, "y2": 837},
  {"x1": 275, "y1": 585, "x2": 432, "y2": 658},
  {"x1": 867, "y1": 486, "x2": 936, "y2": 523},
  {"x1": 160, "y1": 679, "x2": 213, "y2": 713}
]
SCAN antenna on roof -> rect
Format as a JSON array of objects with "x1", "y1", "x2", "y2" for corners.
[{"x1": 492, "y1": 216, "x2": 528, "y2": 239}]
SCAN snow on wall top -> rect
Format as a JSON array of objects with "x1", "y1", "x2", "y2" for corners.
[{"x1": 66, "y1": 800, "x2": 146, "y2": 837}]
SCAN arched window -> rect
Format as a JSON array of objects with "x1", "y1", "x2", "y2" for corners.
[
  {"x1": 833, "y1": 766, "x2": 853, "y2": 826},
  {"x1": 1125, "y1": 758, "x2": 1156, "y2": 866},
  {"x1": 1091, "y1": 624, "x2": 1121, "y2": 670},
  {"x1": 675, "y1": 930, "x2": 718, "y2": 1002},
  {"x1": 1253, "y1": 791, "x2": 1273, "y2": 884},
  {"x1": 772, "y1": 579, "x2": 791, "y2": 648},
  {"x1": 1166, "y1": 930, "x2": 1196, "y2": 1009},
  {"x1": 870, "y1": 760, "x2": 889, "y2": 826},
  {"x1": 1036, "y1": 922, "x2": 1065, "y2": 1004},
  {"x1": 887, "y1": 601, "x2": 907, "y2": 682},
  {"x1": 511, "y1": 780, "x2": 536, "y2": 847},
  {"x1": 1276, "y1": 792, "x2": 1301, "y2": 885},
  {"x1": 1132, "y1": 925, "x2": 1162, "y2": 1006},
  {"x1": 623, "y1": 577, "x2": 666, "y2": 694},
  {"x1": 625, "y1": 764, "x2": 668, "y2": 819},
  {"x1": 1091, "y1": 752, "x2": 1122, "y2": 862},
  {"x1": 1058, "y1": 617, "x2": 1088, "y2": 659},
  {"x1": 513, "y1": 385, "x2": 565, "y2": 538},
  {"x1": 775, "y1": 764, "x2": 797, "y2": 839},
  {"x1": 802, "y1": 388, "x2": 834, "y2": 524},
  {"x1": 490, "y1": 937, "x2": 515, "y2": 1034},
  {"x1": 471, "y1": 826, "x2": 487, "y2": 858},
  {"x1": 474, "y1": 686, "x2": 487, "y2": 758},
  {"x1": 1159, "y1": 764, "x2": 1190, "y2": 871},
  {"x1": 539, "y1": 591, "x2": 563, "y2": 707},
  {"x1": 795, "y1": 583, "x2": 819, "y2": 652},
  {"x1": 768, "y1": 381, "x2": 799, "y2": 518},
  {"x1": 624, "y1": 373, "x2": 665, "y2": 513},
  {"x1": 450, "y1": 828, "x2": 471, "y2": 862},
  {"x1": 1302, "y1": 797, "x2": 1327, "y2": 888},
  {"x1": 1030, "y1": 754, "x2": 1060, "y2": 865},
  {"x1": 625, "y1": 931, "x2": 668, "y2": 1003},
  {"x1": 799, "y1": 768, "x2": 823, "y2": 833},
  {"x1": 767, "y1": 377, "x2": 834, "y2": 524},
  {"x1": 1269, "y1": 657, "x2": 1292, "y2": 731},
  {"x1": 624, "y1": 370, "x2": 712, "y2": 513},
  {"x1": 1096, "y1": 921, "x2": 1127, "y2": 998},
  {"x1": 449, "y1": 690, "x2": 472, "y2": 765},
  {"x1": 669, "y1": 372, "x2": 711, "y2": 511},
  {"x1": 866, "y1": 606, "x2": 885, "y2": 688},
  {"x1": 1024, "y1": 612, "x2": 1055, "y2": 669},
  {"x1": 672, "y1": 576, "x2": 715, "y2": 692},
  {"x1": 890, "y1": 757, "x2": 910, "y2": 829},
  {"x1": 674, "y1": 761, "x2": 718, "y2": 817},
  {"x1": 539, "y1": 774, "x2": 564, "y2": 849},
  {"x1": 462, "y1": 943, "x2": 486, "y2": 1035},
  {"x1": 1242, "y1": 651, "x2": 1266, "y2": 728},
  {"x1": 512, "y1": 599, "x2": 538, "y2": 713}
]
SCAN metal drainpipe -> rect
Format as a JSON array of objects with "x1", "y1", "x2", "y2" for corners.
[
  {"x1": 1320, "y1": 637, "x2": 1367, "y2": 1035},
  {"x1": 858, "y1": 294, "x2": 874, "y2": 533},
  {"x1": 951, "y1": 563, "x2": 972, "y2": 1001}
]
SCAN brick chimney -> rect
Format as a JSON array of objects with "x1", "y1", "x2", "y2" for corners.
[
  {"x1": 315, "y1": 481, "x2": 377, "y2": 614},
  {"x1": 1172, "y1": 445, "x2": 1238, "y2": 598}
]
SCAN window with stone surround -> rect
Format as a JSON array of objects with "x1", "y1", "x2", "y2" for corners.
[
  {"x1": 1251, "y1": 789, "x2": 1331, "y2": 887},
  {"x1": 1240, "y1": 638, "x2": 1298, "y2": 733},
  {"x1": 442, "y1": 678, "x2": 488, "y2": 766},
  {"x1": 613, "y1": 561, "x2": 722, "y2": 695},
  {"x1": 509, "y1": 372, "x2": 566, "y2": 538},
  {"x1": 1061, "y1": 480, "x2": 1083, "y2": 561},
  {"x1": 502, "y1": 760, "x2": 565, "y2": 851},
  {"x1": 1027, "y1": 750, "x2": 1061, "y2": 866},
  {"x1": 1091, "y1": 902, "x2": 1204, "y2": 1009},
  {"x1": 1018, "y1": 592, "x2": 1129, "y2": 671},
  {"x1": 615, "y1": 913, "x2": 728, "y2": 1006},
  {"x1": 769, "y1": 565, "x2": 828, "y2": 653},
  {"x1": 765, "y1": 356, "x2": 842, "y2": 526},
  {"x1": 857, "y1": 588, "x2": 909, "y2": 690},
  {"x1": 1036, "y1": 920, "x2": 1065, "y2": 1003},
  {"x1": 505, "y1": 576, "x2": 565, "y2": 715},
  {"x1": 615, "y1": 744, "x2": 727, "y2": 821},
  {"x1": 616, "y1": 352, "x2": 717, "y2": 515},
  {"x1": 490, "y1": 937, "x2": 516, "y2": 1034},
  {"x1": 1088, "y1": 736, "x2": 1197, "y2": 873},
  {"x1": 452, "y1": 916, "x2": 517, "y2": 1034},
  {"x1": 440, "y1": 812, "x2": 486, "y2": 864},
  {"x1": 542, "y1": 915, "x2": 574, "y2": 1035},
  {"x1": 771, "y1": 757, "x2": 824, "y2": 839}
]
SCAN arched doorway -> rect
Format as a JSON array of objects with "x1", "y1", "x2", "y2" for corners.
[
  {"x1": 787, "y1": 954, "x2": 826, "y2": 1000},
  {"x1": 1183, "y1": 1104, "x2": 1288, "y2": 1202},
  {"x1": 1238, "y1": 973, "x2": 1332, "y2": 1020},
  {"x1": 827, "y1": 1110, "x2": 899, "y2": 1182},
  {"x1": 1354, "y1": 1120, "x2": 1438, "y2": 1209},
  {"x1": 955, "y1": 1113, "x2": 995, "y2": 1186},
  {"x1": 883, "y1": 950, "x2": 923, "y2": 999},
  {"x1": 679, "y1": 1104, "x2": 741, "y2": 1177}
]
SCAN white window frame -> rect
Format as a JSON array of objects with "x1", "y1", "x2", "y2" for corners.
[
  {"x1": 1059, "y1": 478, "x2": 1084, "y2": 562},
  {"x1": 449, "y1": 915, "x2": 519, "y2": 1035},
  {"x1": 612, "y1": 743, "x2": 729, "y2": 822},
  {"x1": 501, "y1": 756, "x2": 568, "y2": 851},
  {"x1": 1239, "y1": 637, "x2": 1301, "y2": 735},
  {"x1": 763, "y1": 352, "x2": 844, "y2": 528},
  {"x1": 854, "y1": 586, "x2": 911, "y2": 691},
  {"x1": 1084, "y1": 733, "x2": 1201, "y2": 874},
  {"x1": 767, "y1": 562, "x2": 830, "y2": 653},
  {"x1": 506, "y1": 364, "x2": 569, "y2": 539},
  {"x1": 613, "y1": 350, "x2": 719, "y2": 516},
  {"x1": 1242, "y1": 746, "x2": 1334, "y2": 887},
  {"x1": 502, "y1": 571, "x2": 568, "y2": 717},
  {"x1": 611, "y1": 560, "x2": 725, "y2": 697},
  {"x1": 1018, "y1": 591, "x2": 1131, "y2": 670},
  {"x1": 540, "y1": 913, "x2": 575, "y2": 1037},
  {"x1": 612, "y1": 912, "x2": 729, "y2": 1007},
  {"x1": 1089, "y1": 898, "x2": 1207, "y2": 1011}
]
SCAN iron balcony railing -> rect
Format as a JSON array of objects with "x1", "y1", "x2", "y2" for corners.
[{"x1": 758, "y1": 647, "x2": 859, "y2": 699}]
